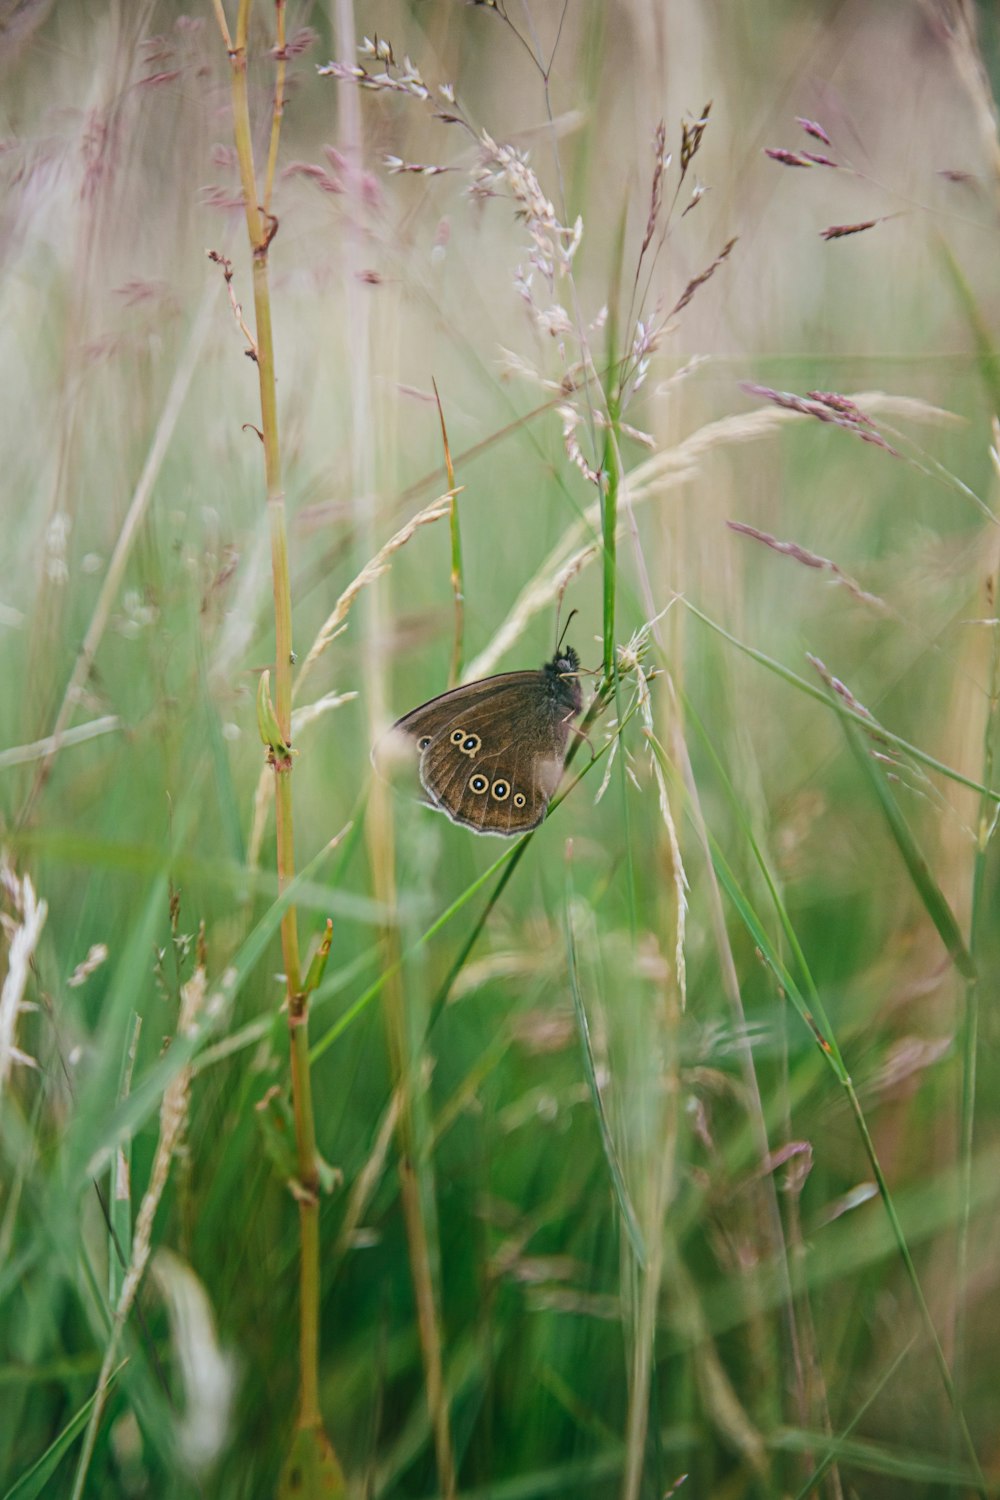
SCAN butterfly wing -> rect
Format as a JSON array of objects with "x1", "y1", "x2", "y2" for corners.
[
  {"x1": 391, "y1": 671, "x2": 532, "y2": 743},
  {"x1": 411, "y1": 673, "x2": 576, "y2": 836},
  {"x1": 379, "y1": 651, "x2": 584, "y2": 837}
]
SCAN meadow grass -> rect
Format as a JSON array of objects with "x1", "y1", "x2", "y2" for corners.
[{"x1": 1, "y1": 3, "x2": 1000, "y2": 1497}]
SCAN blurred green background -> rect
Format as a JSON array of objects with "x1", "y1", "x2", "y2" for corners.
[{"x1": 2, "y1": 1, "x2": 1000, "y2": 1496}]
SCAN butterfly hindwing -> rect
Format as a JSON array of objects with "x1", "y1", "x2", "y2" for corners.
[
  {"x1": 417, "y1": 685, "x2": 562, "y2": 833},
  {"x1": 381, "y1": 649, "x2": 583, "y2": 838}
]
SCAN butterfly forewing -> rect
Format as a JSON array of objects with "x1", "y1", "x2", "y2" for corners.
[{"x1": 392, "y1": 672, "x2": 537, "y2": 742}]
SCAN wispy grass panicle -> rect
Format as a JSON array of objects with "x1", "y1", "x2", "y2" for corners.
[
  {"x1": 740, "y1": 383, "x2": 901, "y2": 456},
  {"x1": 668, "y1": 235, "x2": 738, "y2": 318},
  {"x1": 763, "y1": 147, "x2": 814, "y2": 169},
  {"x1": 320, "y1": 38, "x2": 587, "y2": 372},
  {"x1": 728, "y1": 521, "x2": 890, "y2": 613},
  {"x1": 640, "y1": 121, "x2": 669, "y2": 260},
  {"x1": 761, "y1": 106, "x2": 986, "y2": 242},
  {"x1": 819, "y1": 218, "x2": 881, "y2": 240},
  {"x1": 796, "y1": 115, "x2": 832, "y2": 145},
  {"x1": 679, "y1": 99, "x2": 712, "y2": 181}
]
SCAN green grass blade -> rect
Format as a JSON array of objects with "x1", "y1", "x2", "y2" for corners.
[
  {"x1": 838, "y1": 710, "x2": 976, "y2": 980},
  {"x1": 564, "y1": 882, "x2": 646, "y2": 1268},
  {"x1": 107, "y1": 1013, "x2": 140, "y2": 1303},
  {"x1": 684, "y1": 598, "x2": 1000, "y2": 804},
  {"x1": 936, "y1": 234, "x2": 1000, "y2": 414},
  {"x1": 676, "y1": 689, "x2": 842, "y2": 1057},
  {"x1": 2, "y1": 1362, "x2": 125, "y2": 1500}
]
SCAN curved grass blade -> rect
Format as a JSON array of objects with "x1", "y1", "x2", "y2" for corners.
[
  {"x1": 564, "y1": 879, "x2": 646, "y2": 1268},
  {"x1": 791, "y1": 1341, "x2": 913, "y2": 1500},
  {"x1": 684, "y1": 599, "x2": 1000, "y2": 804},
  {"x1": 3, "y1": 1363, "x2": 125, "y2": 1500},
  {"x1": 837, "y1": 711, "x2": 976, "y2": 981}
]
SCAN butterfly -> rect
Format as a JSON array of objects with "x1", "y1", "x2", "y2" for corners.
[{"x1": 380, "y1": 645, "x2": 584, "y2": 836}]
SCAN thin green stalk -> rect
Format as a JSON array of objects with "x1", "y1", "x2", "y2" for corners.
[
  {"x1": 108, "y1": 1014, "x2": 140, "y2": 1304},
  {"x1": 425, "y1": 841, "x2": 529, "y2": 1038},
  {"x1": 448, "y1": 494, "x2": 464, "y2": 688},
  {"x1": 600, "y1": 394, "x2": 621, "y2": 681},
  {"x1": 956, "y1": 577, "x2": 1000, "y2": 1414},
  {"x1": 595, "y1": 187, "x2": 631, "y2": 684},
  {"x1": 263, "y1": 0, "x2": 286, "y2": 214},
  {"x1": 310, "y1": 835, "x2": 523, "y2": 1064},
  {"x1": 611, "y1": 663, "x2": 638, "y2": 939},
  {"x1": 432, "y1": 380, "x2": 464, "y2": 687},
  {"x1": 564, "y1": 874, "x2": 645, "y2": 1267}
]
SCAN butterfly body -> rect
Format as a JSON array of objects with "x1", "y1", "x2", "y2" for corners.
[{"x1": 387, "y1": 647, "x2": 583, "y2": 836}]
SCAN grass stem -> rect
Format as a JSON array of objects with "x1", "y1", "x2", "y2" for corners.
[{"x1": 212, "y1": 5, "x2": 337, "y2": 1482}]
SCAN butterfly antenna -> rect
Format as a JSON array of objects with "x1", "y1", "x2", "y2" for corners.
[{"x1": 555, "y1": 606, "x2": 578, "y2": 654}]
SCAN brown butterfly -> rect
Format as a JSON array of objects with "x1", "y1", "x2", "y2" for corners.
[{"x1": 381, "y1": 645, "x2": 584, "y2": 836}]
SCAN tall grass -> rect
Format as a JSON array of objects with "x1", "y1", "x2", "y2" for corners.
[{"x1": 1, "y1": 3, "x2": 1000, "y2": 1498}]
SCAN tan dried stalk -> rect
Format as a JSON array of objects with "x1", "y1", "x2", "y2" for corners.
[
  {"x1": 330, "y1": 7, "x2": 457, "y2": 1489},
  {"x1": 210, "y1": 3, "x2": 340, "y2": 1481}
]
